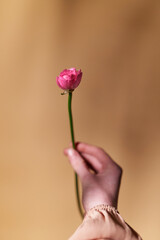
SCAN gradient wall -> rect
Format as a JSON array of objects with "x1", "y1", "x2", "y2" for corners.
[{"x1": 0, "y1": 0, "x2": 160, "y2": 239}]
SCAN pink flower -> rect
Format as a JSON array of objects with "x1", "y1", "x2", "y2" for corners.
[{"x1": 56, "y1": 68, "x2": 82, "y2": 91}]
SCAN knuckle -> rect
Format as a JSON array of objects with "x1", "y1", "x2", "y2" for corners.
[
  {"x1": 95, "y1": 146, "x2": 107, "y2": 158},
  {"x1": 117, "y1": 165, "x2": 123, "y2": 177},
  {"x1": 98, "y1": 162, "x2": 105, "y2": 172},
  {"x1": 97, "y1": 146, "x2": 105, "y2": 153}
]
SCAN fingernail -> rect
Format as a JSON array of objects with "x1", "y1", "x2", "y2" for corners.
[
  {"x1": 67, "y1": 148, "x2": 74, "y2": 156},
  {"x1": 64, "y1": 148, "x2": 74, "y2": 156}
]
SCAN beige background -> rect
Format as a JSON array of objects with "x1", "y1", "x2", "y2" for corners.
[{"x1": 0, "y1": 0, "x2": 160, "y2": 239}]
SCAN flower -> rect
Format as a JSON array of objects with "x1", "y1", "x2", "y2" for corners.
[
  {"x1": 56, "y1": 68, "x2": 82, "y2": 91},
  {"x1": 56, "y1": 67, "x2": 83, "y2": 217}
]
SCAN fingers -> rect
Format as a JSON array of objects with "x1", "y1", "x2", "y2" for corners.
[
  {"x1": 76, "y1": 142, "x2": 106, "y2": 159},
  {"x1": 64, "y1": 148, "x2": 90, "y2": 180},
  {"x1": 67, "y1": 142, "x2": 114, "y2": 173},
  {"x1": 80, "y1": 152, "x2": 103, "y2": 173},
  {"x1": 76, "y1": 142, "x2": 111, "y2": 170}
]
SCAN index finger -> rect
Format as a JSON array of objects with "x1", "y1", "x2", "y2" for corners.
[{"x1": 76, "y1": 142, "x2": 108, "y2": 163}]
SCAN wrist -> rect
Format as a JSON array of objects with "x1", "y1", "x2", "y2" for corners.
[{"x1": 84, "y1": 198, "x2": 117, "y2": 213}]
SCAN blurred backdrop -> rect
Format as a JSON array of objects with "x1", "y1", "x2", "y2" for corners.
[{"x1": 0, "y1": 0, "x2": 160, "y2": 239}]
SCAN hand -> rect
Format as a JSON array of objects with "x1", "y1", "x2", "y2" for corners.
[{"x1": 64, "y1": 142, "x2": 122, "y2": 212}]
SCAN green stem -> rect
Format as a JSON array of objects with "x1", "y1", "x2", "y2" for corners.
[{"x1": 68, "y1": 91, "x2": 83, "y2": 218}]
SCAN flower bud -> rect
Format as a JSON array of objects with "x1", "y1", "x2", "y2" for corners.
[{"x1": 56, "y1": 68, "x2": 82, "y2": 91}]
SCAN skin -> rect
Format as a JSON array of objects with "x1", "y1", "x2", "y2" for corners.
[{"x1": 64, "y1": 142, "x2": 122, "y2": 213}]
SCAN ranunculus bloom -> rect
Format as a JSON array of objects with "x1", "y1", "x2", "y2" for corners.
[{"x1": 56, "y1": 68, "x2": 82, "y2": 91}]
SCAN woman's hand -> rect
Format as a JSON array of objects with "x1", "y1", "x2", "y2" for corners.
[{"x1": 64, "y1": 142, "x2": 122, "y2": 212}]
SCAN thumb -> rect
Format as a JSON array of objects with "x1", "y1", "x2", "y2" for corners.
[{"x1": 64, "y1": 148, "x2": 90, "y2": 180}]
